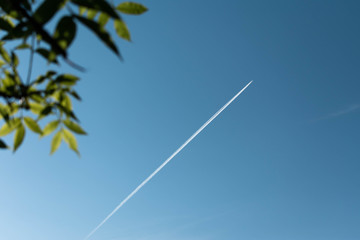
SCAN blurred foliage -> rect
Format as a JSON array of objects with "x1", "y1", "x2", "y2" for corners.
[{"x1": 0, "y1": 0, "x2": 147, "y2": 155}]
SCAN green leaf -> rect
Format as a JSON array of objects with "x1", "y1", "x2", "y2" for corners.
[
  {"x1": 56, "y1": 103, "x2": 78, "y2": 121},
  {"x1": 15, "y1": 43, "x2": 31, "y2": 50},
  {"x1": 62, "y1": 128, "x2": 79, "y2": 155},
  {"x1": 0, "y1": 59, "x2": 5, "y2": 67},
  {"x1": 50, "y1": 130, "x2": 62, "y2": 154},
  {"x1": 69, "y1": 90, "x2": 81, "y2": 101},
  {"x1": 34, "y1": 70, "x2": 57, "y2": 85},
  {"x1": 0, "y1": 43, "x2": 11, "y2": 63},
  {"x1": 0, "y1": 104, "x2": 10, "y2": 121},
  {"x1": 70, "y1": 0, "x2": 120, "y2": 19},
  {"x1": 54, "y1": 74, "x2": 79, "y2": 85},
  {"x1": 0, "y1": 1, "x2": 21, "y2": 19},
  {"x1": 87, "y1": 9, "x2": 98, "y2": 19},
  {"x1": 0, "y1": 17, "x2": 14, "y2": 31},
  {"x1": 36, "y1": 48, "x2": 58, "y2": 64},
  {"x1": 0, "y1": 118, "x2": 21, "y2": 137},
  {"x1": 98, "y1": 12, "x2": 110, "y2": 27},
  {"x1": 0, "y1": 139, "x2": 8, "y2": 149},
  {"x1": 29, "y1": 102, "x2": 44, "y2": 115},
  {"x1": 0, "y1": 103, "x2": 18, "y2": 121},
  {"x1": 116, "y1": 2, "x2": 148, "y2": 15},
  {"x1": 33, "y1": 0, "x2": 68, "y2": 24},
  {"x1": 79, "y1": 6, "x2": 87, "y2": 15},
  {"x1": 24, "y1": 117, "x2": 42, "y2": 134},
  {"x1": 53, "y1": 16, "x2": 77, "y2": 50},
  {"x1": 74, "y1": 15, "x2": 120, "y2": 57},
  {"x1": 62, "y1": 94, "x2": 73, "y2": 110},
  {"x1": 63, "y1": 119, "x2": 87, "y2": 135},
  {"x1": 114, "y1": 19, "x2": 131, "y2": 41},
  {"x1": 39, "y1": 105, "x2": 53, "y2": 117},
  {"x1": 42, "y1": 120, "x2": 60, "y2": 137},
  {"x1": 13, "y1": 123, "x2": 25, "y2": 152},
  {"x1": 11, "y1": 52, "x2": 19, "y2": 67}
]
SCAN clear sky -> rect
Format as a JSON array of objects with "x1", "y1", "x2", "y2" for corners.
[{"x1": 1, "y1": 0, "x2": 360, "y2": 240}]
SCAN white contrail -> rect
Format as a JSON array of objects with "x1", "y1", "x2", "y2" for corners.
[{"x1": 84, "y1": 80, "x2": 253, "y2": 240}]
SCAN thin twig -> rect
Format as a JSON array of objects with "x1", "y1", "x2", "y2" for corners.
[{"x1": 26, "y1": 33, "x2": 35, "y2": 85}]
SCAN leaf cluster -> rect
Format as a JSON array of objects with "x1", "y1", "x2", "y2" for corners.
[{"x1": 0, "y1": 0, "x2": 147, "y2": 155}]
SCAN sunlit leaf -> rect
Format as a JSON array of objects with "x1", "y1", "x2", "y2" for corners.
[
  {"x1": 42, "y1": 120, "x2": 60, "y2": 137},
  {"x1": 79, "y1": 6, "x2": 87, "y2": 15},
  {"x1": 63, "y1": 119, "x2": 87, "y2": 135},
  {"x1": 29, "y1": 102, "x2": 44, "y2": 115},
  {"x1": 0, "y1": 59, "x2": 5, "y2": 67},
  {"x1": 62, "y1": 94, "x2": 73, "y2": 110},
  {"x1": 70, "y1": 0, "x2": 120, "y2": 19},
  {"x1": 24, "y1": 117, "x2": 42, "y2": 134},
  {"x1": 0, "y1": 104, "x2": 9, "y2": 121},
  {"x1": 116, "y1": 2, "x2": 148, "y2": 15},
  {"x1": 98, "y1": 12, "x2": 109, "y2": 27},
  {"x1": 13, "y1": 123, "x2": 25, "y2": 152},
  {"x1": 62, "y1": 128, "x2": 79, "y2": 155},
  {"x1": 50, "y1": 130, "x2": 62, "y2": 154},
  {"x1": 87, "y1": 9, "x2": 98, "y2": 19},
  {"x1": 0, "y1": 118, "x2": 21, "y2": 137},
  {"x1": 114, "y1": 19, "x2": 131, "y2": 41},
  {"x1": 0, "y1": 43, "x2": 11, "y2": 63}
]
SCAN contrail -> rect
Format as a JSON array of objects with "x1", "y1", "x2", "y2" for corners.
[{"x1": 84, "y1": 80, "x2": 253, "y2": 240}]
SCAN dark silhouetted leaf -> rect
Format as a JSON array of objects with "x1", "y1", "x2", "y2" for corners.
[
  {"x1": 74, "y1": 15, "x2": 120, "y2": 57},
  {"x1": 56, "y1": 103, "x2": 78, "y2": 121},
  {"x1": 54, "y1": 16, "x2": 77, "y2": 50},
  {"x1": 40, "y1": 105, "x2": 53, "y2": 117},
  {"x1": 54, "y1": 74, "x2": 79, "y2": 85},
  {"x1": 69, "y1": 90, "x2": 81, "y2": 100},
  {"x1": 11, "y1": 52, "x2": 19, "y2": 66},
  {"x1": 116, "y1": 2, "x2": 148, "y2": 15},
  {"x1": 0, "y1": 17, "x2": 14, "y2": 31},
  {"x1": 0, "y1": 139, "x2": 8, "y2": 149},
  {"x1": 33, "y1": 0, "x2": 67, "y2": 24},
  {"x1": 36, "y1": 48, "x2": 58, "y2": 63}
]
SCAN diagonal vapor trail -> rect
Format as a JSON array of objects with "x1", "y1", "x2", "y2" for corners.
[{"x1": 84, "y1": 80, "x2": 253, "y2": 240}]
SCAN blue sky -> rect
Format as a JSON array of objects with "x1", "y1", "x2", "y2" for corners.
[{"x1": 1, "y1": 0, "x2": 360, "y2": 240}]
